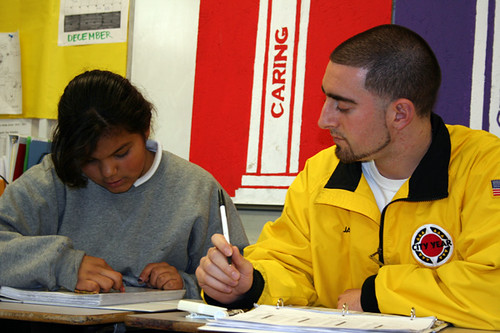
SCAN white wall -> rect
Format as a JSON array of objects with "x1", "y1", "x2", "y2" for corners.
[
  {"x1": 239, "y1": 208, "x2": 282, "y2": 244},
  {"x1": 127, "y1": 0, "x2": 200, "y2": 160}
]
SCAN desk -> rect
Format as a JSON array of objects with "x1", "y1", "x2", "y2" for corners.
[
  {"x1": 0, "y1": 301, "x2": 134, "y2": 332},
  {"x1": 126, "y1": 311, "x2": 204, "y2": 332},
  {"x1": 125, "y1": 311, "x2": 499, "y2": 333},
  {"x1": 2, "y1": 302, "x2": 496, "y2": 333}
]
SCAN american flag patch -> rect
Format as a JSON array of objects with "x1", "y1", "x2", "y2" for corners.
[{"x1": 492, "y1": 180, "x2": 500, "y2": 197}]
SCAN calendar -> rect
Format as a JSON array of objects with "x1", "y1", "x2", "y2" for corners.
[{"x1": 58, "y1": 0, "x2": 129, "y2": 46}]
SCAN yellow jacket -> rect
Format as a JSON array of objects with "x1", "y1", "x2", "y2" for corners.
[{"x1": 244, "y1": 114, "x2": 500, "y2": 329}]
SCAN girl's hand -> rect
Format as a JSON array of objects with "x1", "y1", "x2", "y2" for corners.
[
  {"x1": 139, "y1": 262, "x2": 184, "y2": 290},
  {"x1": 76, "y1": 255, "x2": 124, "y2": 293}
]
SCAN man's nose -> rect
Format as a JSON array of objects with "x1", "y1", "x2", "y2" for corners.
[{"x1": 318, "y1": 99, "x2": 339, "y2": 129}]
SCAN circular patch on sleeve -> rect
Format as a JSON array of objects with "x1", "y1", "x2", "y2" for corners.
[{"x1": 411, "y1": 224, "x2": 454, "y2": 267}]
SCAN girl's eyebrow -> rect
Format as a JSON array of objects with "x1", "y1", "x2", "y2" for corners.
[
  {"x1": 111, "y1": 143, "x2": 131, "y2": 154},
  {"x1": 89, "y1": 142, "x2": 132, "y2": 159}
]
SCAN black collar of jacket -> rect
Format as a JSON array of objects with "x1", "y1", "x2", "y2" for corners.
[{"x1": 324, "y1": 113, "x2": 450, "y2": 201}]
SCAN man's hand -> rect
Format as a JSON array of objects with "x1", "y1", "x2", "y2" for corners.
[
  {"x1": 139, "y1": 262, "x2": 183, "y2": 290},
  {"x1": 76, "y1": 255, "x2": 124, "y2": 293},
  {"x1": 196, "y1": 234, "x2": 254, "y2": 304},
  {"x1": 337, "y1": 288, "x2": 362, "y2": 311}
]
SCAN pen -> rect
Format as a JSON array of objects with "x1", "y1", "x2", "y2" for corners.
[{"x1": 218, "y1": 189, "x2": 232, "y2": 264}]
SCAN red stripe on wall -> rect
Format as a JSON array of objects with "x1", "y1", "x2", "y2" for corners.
[
  {"x1": 299, "y1": 0, "x2": 392, "y2": 171},
  {"x1": 190, "y1": 1, "x2": 260, "y2": 195},
  {"x1": 286, "y1": 0, "x2": 302, "y2": 174},
  {"x1": 191, "y1": 0, "x2": 392, "y2": 197}
]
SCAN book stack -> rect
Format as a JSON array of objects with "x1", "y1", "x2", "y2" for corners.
[
  {"x1": 0, "y1": 286, "x2": 186, "y2": 312},
  {"x1": 0, "y1": 134, "x2": 51, "y2": 184}
]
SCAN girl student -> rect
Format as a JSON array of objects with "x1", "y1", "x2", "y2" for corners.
[{"x1": 0, "y1": 70, "x2": 248, "y2": 298}]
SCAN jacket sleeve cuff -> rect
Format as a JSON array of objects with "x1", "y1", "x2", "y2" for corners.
[
  {"x1": 204, "y1": 269, "x2": 265, "y2": 310},
  {"x1": 361, "y1": 274, "x2": 380, "y2": 313}
]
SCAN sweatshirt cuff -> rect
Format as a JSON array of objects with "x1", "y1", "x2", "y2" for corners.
[
  {"x1": 178, "y1": 270, "x2": 201, "y2": 300},
  {"x1": 55, "y1": 248, "x2": 85, "y2": 291},
  {"x1": 204, "y1": 269, "x2": 265, "y2": 310},
  {"x1": 361, "y1": 274, "x2": 380, "y2": 313}
]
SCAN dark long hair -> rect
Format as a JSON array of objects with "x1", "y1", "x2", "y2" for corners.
[{"x1": 51, "y1": 70, "x2": 154, "y2": 187}]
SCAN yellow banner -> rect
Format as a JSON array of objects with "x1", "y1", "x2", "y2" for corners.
[{"x1": 0, "y1": 0, "x2": 127, "y2": 119}]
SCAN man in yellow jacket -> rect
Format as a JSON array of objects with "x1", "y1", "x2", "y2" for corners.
[{"x1": 196, "y1": 24, "x2": 500, "y2": 330}]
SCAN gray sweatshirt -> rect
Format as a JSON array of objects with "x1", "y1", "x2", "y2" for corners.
[{"x1": 0, "y1": 150, "x2": 248, "y2": 299}]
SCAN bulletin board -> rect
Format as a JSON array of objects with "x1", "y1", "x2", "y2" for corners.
[
  {"x1": 128, "y1": 0, "x2": 392, "y2": 205},
  {"x1": 128, "y1": 0, "x2": 498, "y2": 206},
  {"x1": 0, "y1": 0, "x2": 128, "y2": 119}
]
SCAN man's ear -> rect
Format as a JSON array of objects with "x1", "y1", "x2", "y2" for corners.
[{"x1": 390, "y1": 98, "x2": 415, "y2": 130}]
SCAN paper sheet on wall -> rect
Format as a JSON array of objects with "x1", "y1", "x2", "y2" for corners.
[
  {"x1": 58, "y1": 0, "x2": 129, "y2": 46},
  {"x1": 0, "y1": 119, "x2": 32, "y2": 137},
  {"x1": 0, "y1": 32, "x2": 22, "y2": 115}
]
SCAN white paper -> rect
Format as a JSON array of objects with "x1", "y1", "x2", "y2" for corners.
[
  {"x1": 58, "y1": 0, "x2": 130, "y2": 46},
  {"x1": 100, "y1": 299, "x2": 180, "y2": 312},
  {"x1": 0, "y1": 32, "x2": 22, "y2": 115},
  {"x1": 0, "y1": 119, "x2": 32, "y2": 137},
  {"x1": 0, "y1": 286, "x2": 185, "y2": 307},
  {"x1": 0, "y1": 297, "x2": 180, "y2": 313},
  {"x1": 201, "y1": 305, "x2": 440, "y2": 333}
]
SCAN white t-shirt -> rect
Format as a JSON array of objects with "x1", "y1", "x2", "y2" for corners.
[{"x1": 362, "y1": 160, "x2": 407, "y2": 211}]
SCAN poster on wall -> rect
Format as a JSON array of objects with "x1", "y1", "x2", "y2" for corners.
[
  {"x1": 189, "y1": 0, "x2": 392, "y2": 206},
  {"x1": 0, "y1": 32, "x2": 22, "y2": 115},
  {"x1": 58, "y1": 0, "x2": 129, "y2": 46},
  {"x1": 129, "y1": 0, "x2": 498, "y2": 207}
]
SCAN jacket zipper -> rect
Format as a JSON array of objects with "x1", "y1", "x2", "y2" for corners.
[{"x1": 375, "y1": 197, "x2": 442, "y2": 266}]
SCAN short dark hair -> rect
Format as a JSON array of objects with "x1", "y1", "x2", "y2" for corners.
[
  {"x1": 330, "y1": 24, "x2": 441, "y2": 116},
  {"x1": 51, "y1": 70, "x2": 154, "y2": 187}
]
